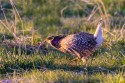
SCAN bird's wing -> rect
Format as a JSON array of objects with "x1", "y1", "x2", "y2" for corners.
[
  {"x1": 59, "y1": 32, "x2": 96, "y2": 57},
  {"x1": 72, "y1": 32, "x2": 97, "y2": 57},
  {"x1": 73, "y1": 32, "x2": 96, "y2": 48}
]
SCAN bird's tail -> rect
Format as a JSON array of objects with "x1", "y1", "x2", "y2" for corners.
[
  {"x1": 94, "y1": 18, "x2": 103, "y2": 38},
  {"x1": 94, "y1": 18, "x2": 104, "y2": 48}
]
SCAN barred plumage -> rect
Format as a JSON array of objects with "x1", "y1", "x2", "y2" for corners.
[
  {"x1": 46, "y1": 19, "x2": 104, "y2": 65},
  {"x1": 59, "y1": 32, "x2": 96, "y2": 57}
]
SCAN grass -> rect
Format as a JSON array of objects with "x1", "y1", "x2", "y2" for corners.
[
  {"x1": 22, "y1": 70, "x2": 125, "y2": 83},
  {"x1": 0, "y1": 0, "x2": 125, "y2": 82},
  {"x1": 0, "y1": 38, "x2": 125, "y2": 82}
]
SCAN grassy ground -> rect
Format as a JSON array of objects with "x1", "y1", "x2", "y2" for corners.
[
  {"x1": 0, "y1": 0, "x2": 125, "y2": 83},
  {"x1": 0, "y1": 33, "x2": 125, "y2": 82}
]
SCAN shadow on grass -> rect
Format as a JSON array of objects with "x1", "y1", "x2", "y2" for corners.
[
  {"x1": 0, "y1": 58, "x2": 125, "y2": 81},
  {"x1": 0, "y1": 48, "x2": 125, "y2": 76},
  {"x1": 45, "y1": 62, "x2": 125, "y2": 75}
]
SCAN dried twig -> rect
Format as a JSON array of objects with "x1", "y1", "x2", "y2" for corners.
[
  {"x1": 87, "y1": 5, "x2": 98, "y2": 21},
  {"x1": 60, "y1": 6, "x2": 68, "y2": 17},
  {"x1": 10, "y1": 0, "x2": 24, "y2": 34},
  {"x1": 120, "y1": 23, "x2": 125, "y2": 39}
]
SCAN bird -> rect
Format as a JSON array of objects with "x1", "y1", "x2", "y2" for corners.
[{"x1": 45, "y1": 19, "x2": 104, "y2": 67}]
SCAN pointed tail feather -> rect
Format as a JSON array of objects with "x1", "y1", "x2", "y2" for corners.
[{"x1": 94, "y1": 18, "x2": 103, "y2": 38}]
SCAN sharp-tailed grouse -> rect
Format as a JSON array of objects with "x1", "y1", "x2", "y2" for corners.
[{"x1": 45, "y1": 19, "x2": 104, "y2": 65}]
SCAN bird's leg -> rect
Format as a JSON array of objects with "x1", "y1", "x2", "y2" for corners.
[
  {"x1": 68, "y1": 48, "x2": 80, "y2": 63},
  {"x1": 81, "y1": 57, "x2": 88, "y2": 70},
  {"x1": 71, "y1": 57, "x2": 79, "y2": 62},
  {"x1": 90, "y1": 55, "x2": 95, "y2": 65},
  {"x1": 90, "y1": 56, "x2": 95, "y2": 65}
]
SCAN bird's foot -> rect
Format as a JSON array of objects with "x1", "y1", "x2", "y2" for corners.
[
  {"x1": 70, "y1": 57, "x2": 79, "y2": 62},
  {"x1": 81, "y1": 57, "x2": 87, "y2": 64},
  {"x1": 90, "y1": 57, "x2": 95, "y2": 64}
]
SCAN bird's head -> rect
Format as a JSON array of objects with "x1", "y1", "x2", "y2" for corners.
[
  {"x1": 37, "y1": 36, "x2": 55, "y2": 48},
  {"x1": 45, "y1": 36, "x2": 54, "y2": 44},
  {"x1": 45, "y1": 35, "x2": 66, "y2": 48}
]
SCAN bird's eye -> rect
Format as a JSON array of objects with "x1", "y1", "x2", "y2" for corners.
[{"x1": 48, "y1": 36, "x2": 54, "y2": 40}]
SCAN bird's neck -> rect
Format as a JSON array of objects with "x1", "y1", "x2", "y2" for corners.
[
  {"x1": 94, "y1": 23, "x2": 103, "y2": 38},
  {"x1": 51, "y1": 35, "x2": 66, "y2": 48}
]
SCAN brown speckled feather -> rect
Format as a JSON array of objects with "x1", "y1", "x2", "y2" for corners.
[{"x1": 58, "y1": 32, "x2": 97, "y2": 58}]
